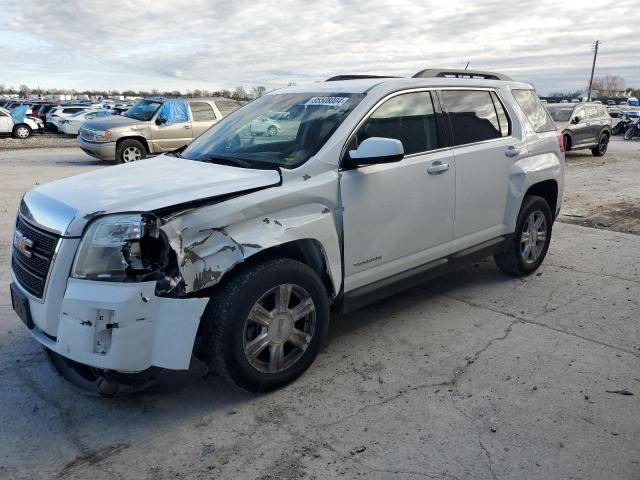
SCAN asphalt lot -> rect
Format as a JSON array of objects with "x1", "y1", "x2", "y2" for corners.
[{"x1": 0, "y1": 140, "x2": 638, "y2": 480}]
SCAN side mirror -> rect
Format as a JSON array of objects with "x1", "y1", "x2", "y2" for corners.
[
  {"x1": 344, "y1": 137, "x2": 404, "y2": 168},
  {"x1": 572, "y1": 116, "x2": 580, "y2": 124},
  {"x1": 155, "y1": 117, "x2": 167, "y2": 125}
]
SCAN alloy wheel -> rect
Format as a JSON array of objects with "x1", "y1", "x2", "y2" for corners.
[
  {"x1": 243, "y1": 284, "x2": 316, "y2": 373},
  {"x1": 599, "y1": 135, "x2": 608, "y2": 154},
  {"x1": 520, "y1": 210, "x2": 547, "y2": 264},
  {"x1": 122, "y1": 146, "x2": 142, "y2": 162}
]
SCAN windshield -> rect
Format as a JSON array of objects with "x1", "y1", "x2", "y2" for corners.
[
  {"x1": 546, "y1": 106, "x2": 574, "y2": 122},
  {"x1": 123, "y1": 99, "x2": 162, "y2": 121},
  {"x1": 181, "y1": 92, "x2": 365, "y2": 168}
]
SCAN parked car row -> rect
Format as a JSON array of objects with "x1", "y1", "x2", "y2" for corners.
[
  {"x1": 0, "y1": 106, "x2": 44, "y2": 138},
  {"x1": 0, "y1": 99, "x2": 136, "y2": 138}
]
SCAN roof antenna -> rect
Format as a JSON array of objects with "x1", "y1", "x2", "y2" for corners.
[{"x1": 464, "y1": 61, "x2": 470, "y2": 70}]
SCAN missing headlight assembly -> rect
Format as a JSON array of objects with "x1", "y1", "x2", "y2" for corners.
[{"x1": 71, "y1": 213, "x2": 171, "y2": 284}]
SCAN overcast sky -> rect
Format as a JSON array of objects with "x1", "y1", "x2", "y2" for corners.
[{"x1": 1, "y1": 0, "x2": 638, "y2": 95}]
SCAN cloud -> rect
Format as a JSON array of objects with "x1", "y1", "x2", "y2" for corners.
[{"x1": 1, "y1": 0, "x2": 638, "y2": 94}]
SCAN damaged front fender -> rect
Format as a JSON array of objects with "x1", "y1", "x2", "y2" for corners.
[{"x1": 159, "y1": 203, "x2": 342, "y2": 297}]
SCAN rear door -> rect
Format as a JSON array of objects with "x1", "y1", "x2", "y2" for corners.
[
  {"x1": 585, "y1": 105, "x2": 602, "y2": 142},
  {"x1": 188, "y1": 101, "x2": 219, "y2": 138},
  {"x1": 440, "y1": 89, "x2": 519, "y2": 251}
]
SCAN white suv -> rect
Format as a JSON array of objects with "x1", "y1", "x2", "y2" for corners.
[{"x1": 10, "y1": 69, "x2": 564, "y2": 393}]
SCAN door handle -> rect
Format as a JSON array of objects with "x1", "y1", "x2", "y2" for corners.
[
  {"x1": 585, "y1": 123, "x2": 591, "y2": 127},
  {"x1": 184, "y1": 125, "x2": 191, "y2": 129},
  {"x1": 505, "y1": 146, "x2": 523, "y2": 157},
  {"x1": 427, "y1": 161, "x2": 450, "y2": 174}
]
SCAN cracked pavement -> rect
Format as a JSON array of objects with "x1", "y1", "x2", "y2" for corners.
[{"x1": 0, "y1": 143, "x2": 639, "y2": 479}]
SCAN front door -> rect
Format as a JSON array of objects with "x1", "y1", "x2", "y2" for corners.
[
  {"x1": 571, "y1": 106, "x2": 591, "y2": 147},
  {"x1": 340, "y1": 90, "x2": 455, "y2": 292},
  {"x1": 150, "y1": 115, "x2": 193, "y2": 151}
]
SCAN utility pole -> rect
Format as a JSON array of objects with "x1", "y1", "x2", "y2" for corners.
[{"x1": 587, "y1": 40, "x2": 599, "y2": 101}]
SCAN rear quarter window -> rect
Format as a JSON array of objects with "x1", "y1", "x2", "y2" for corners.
[{"x1": 511, "y1": 89, "x2": 555, "y2": 133}]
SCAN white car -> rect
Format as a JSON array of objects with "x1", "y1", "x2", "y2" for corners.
[
  {"x1": 47, "y1": 105, "x2": 92, "y2": 130},
  {"x1": 59, "y1": 109, "x2": 113, "y2": 135},
  {"x1": 10, "y1": 69, "x2": 564, "y2": 394},
  {"x1": 250, "y1": 114, "x2": 281, "y2": 136},
  {"x1": 0, "y1": 107, "x2": 43, "y2": 138}
]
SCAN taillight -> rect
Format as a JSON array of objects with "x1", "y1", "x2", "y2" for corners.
[{"x1": 556, "y1": 131, "x2": 565, "y2": 153}]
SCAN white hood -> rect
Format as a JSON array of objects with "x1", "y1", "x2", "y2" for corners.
[{"x1": 25, "y1": 155, "x2": 281, "y2": 236}]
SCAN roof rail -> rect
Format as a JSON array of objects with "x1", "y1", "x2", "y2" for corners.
[
  {"x1": 412, "y1": 68, "x2": 512, "y2": 81},
  {"x1": 325, "y1": 74, "x2": 399, "y2": 82}
]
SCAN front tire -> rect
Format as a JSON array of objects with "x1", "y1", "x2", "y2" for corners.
[
  {"x1": 12, "y1": 124, "x2": 31, "y2": 139},
  {"x1": 202, "y1": 258, "x2": 330, "y2": 392},
  {"x1": 494, "y1": 195, "x2": 553, "y2": 276},
  {"x1": 624, "y1": 127, "x2": 636, "y2": 141},
  {"x1": 591, "y1": 133, "x2": 608, "y2": 156},
  {"x1": 116, "y1": 139, "x2": 146, "y2": 163}
]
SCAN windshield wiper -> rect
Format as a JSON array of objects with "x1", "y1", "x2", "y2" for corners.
[{"x1": 201, "y1": 155, "x2": 253, "y2": 168}]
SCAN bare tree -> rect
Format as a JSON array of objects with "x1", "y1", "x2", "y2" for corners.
[
  {"x1": 232, "y1": 86, "x2": 247, "y2": 100},
  {"x1": 592, "y1": 75, "x2": 625, "y2": 97},
  {"x1": 19, "y1": 84, "x2": 30, "y2": 96},
  {"x1": 252, "y1": 86, "x2": 267, "y2": 98},
  {"x1": 220, "y1": 89, "x2": 231, "y2": 98}
]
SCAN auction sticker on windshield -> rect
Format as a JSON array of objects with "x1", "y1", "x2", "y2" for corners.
[{"x1": 305, "y1": 96, "x2": 350, "y2": 107}]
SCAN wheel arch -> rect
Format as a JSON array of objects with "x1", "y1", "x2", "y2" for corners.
[
  {"x1": 116, "y1": 135, "x2": 150, "y2": 154},
  {"x1": 562, "y1": 131, "x2": 573, "y2": 151},
  {"x1": 524, "y1": 180, "x2": 559, "y2": 219}
]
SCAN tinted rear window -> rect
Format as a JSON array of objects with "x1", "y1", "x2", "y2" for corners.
[
  {"x1": 511, "y1": 89, "x2": 555, "y2": 132},
  {"x1": 441, "y1": 90, "x2": 507, "y2": 146}
]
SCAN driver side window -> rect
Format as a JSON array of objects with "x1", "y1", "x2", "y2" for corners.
[{"x1": 353, "y1": 91, "x2": 440, "y2": 155}]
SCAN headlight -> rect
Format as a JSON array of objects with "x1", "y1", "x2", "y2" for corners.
[
  {"x1": 71, "y1": 213, "x2": 166, "y2": 281},
  {"x1": 93, "y1": 130, "x2": 112, "y2": 142}
]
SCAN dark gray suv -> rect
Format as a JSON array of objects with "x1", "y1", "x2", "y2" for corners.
[{"x1": 546, "y1": 103, "x2": 612, "y2": 156}]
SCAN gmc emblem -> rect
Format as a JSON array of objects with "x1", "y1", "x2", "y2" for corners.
[{"x1": 13, "y1": 230, "x2": 34, "y2": 258}]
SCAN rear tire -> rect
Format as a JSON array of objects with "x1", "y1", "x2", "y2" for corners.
[
  {"x1": 591, "y1": 133, "x2": 608, "y2": 156},
  {"x1": 624, "y1": 127, "x2": 636, "y2": 141},
  {"x1": 12, "y1": 124, "x2": 31, "y2": 139},
  {"x1": 563, "y1": 134, "x2": 572, "y2": 152},
  {"x1": 116, "y1": 139, "x2": 146, "y2": 163},
  {"x1": 202, "y1": 258, "x2": 330, "y2": 392},
  {"x1": 494, "y1": 195, "x2": 553, "y2": 276}
]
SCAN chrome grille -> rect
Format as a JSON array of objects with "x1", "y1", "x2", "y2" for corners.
[
  {"x1": 79, "y1": 128, "x2": 95, "y2": 142},
  {"x1": 12, "y1": 216, "x2": 60, "y2": 298}
]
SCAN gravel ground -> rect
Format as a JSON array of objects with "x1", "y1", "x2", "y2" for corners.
[
  {"x1": 0, "y1": 133, "x2": 77, "y2": 150},
  {"x1": 0, "y1": 144, "x2": 638, "y2": 480},
  {"x1": 560, "y1": 137, "x2": 640, "y2": 235}
]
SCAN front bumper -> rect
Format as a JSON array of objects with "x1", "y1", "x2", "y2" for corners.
[
  {"x1": 15, "y1": 277, "x2": 208, "y2": 372},
  {"x1": 76, "y1": 137, "x2": 116, "y2": 161}
]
